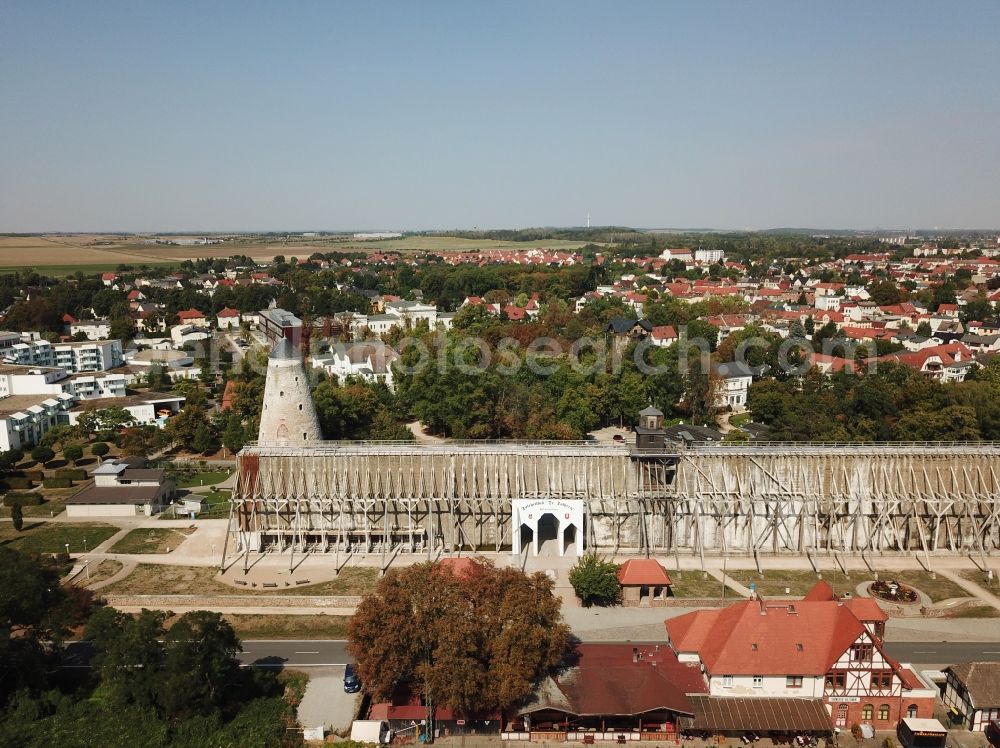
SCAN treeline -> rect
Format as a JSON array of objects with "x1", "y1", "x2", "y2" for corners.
[
  {"x1": 0, "y1": 547, "x2": 299, "y2": 748},
  {"x1": 748, "y1": 362, "x2": 1000, "y2": 442}
]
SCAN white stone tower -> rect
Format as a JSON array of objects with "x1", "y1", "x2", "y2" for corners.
[{"x1": 257, "y1": 338, "x2": 323, "y2": 445}]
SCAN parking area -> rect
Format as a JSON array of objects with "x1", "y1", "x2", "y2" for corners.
[{"x1": 296, "y1": 665, "x2": 361, "y2": 737}]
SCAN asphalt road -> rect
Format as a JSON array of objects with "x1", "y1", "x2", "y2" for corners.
[{"x1": 64, "y1": 639, "x2": 1000, "y2": 669}]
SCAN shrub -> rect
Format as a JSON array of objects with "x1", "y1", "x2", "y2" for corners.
[
  {"x1": 43, "y1": 477, "x2": 72, "y2": 489},
  {"x1": 30, "y1": 446, "x2": 55, "y2": 464},
  {"x1": 63, "y1": 445, "x2": 84, "y2": 464},
  {"x1": 4, "y1": 492, "x2": 44, "y2": 506},
  {"x1": 91, "y1": 442, "x2": 110, "y2": 458},
  {"x1": 54, "y1": 468, "x2": 87, "y2": 481},
  {"x1": 5, "y1": 477, "x2": 33, "y2": 490},
  {"x1": 568, "y1": 553, "x2": 622, "y2": 607}
]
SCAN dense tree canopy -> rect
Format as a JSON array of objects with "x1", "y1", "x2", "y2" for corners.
[{"x1": 348, "y1": 559, "x2": 570, "y2": 727}]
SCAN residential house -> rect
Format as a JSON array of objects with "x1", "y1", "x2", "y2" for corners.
[
  {"x1": 69, "y1": 319, "x2": 112, "y2": 340},
  {"x1": 943, "y1": 662, "x2": 1000, "y2": 731},
  {"x1": 665, "y1": 581, "x2": 937, "y2": 729},
  {"x1": 313, "y1": 342, "x2": 399, "y2": 390},
  {"x1": 176, "y1": 308, "x2": 209, "y2": 327},
  {"x1": 216, "y1": 307, "x2": 242, "y2": 329},
  {"x1": 650, "y1": 325, "x2": 678, "y2": 347},
  {"x1": 712, "y1": 361, "x2": 754, "y2": 410}
]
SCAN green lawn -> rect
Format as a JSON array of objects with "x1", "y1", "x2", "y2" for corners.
[
  {"x1": 727, "y1": 569, "x2": 877, "y2": 598},
  {"x1": 159, "y1": 489, "x2": 231, "y2": 520},
  {"x1": 0, "y1": 522, "x2": 118, "y2": 554},
  {"x1": 173, "y1": 471, "x2": 230, "y2": 488},
  {"x1": 958, "y1": 568, "x2": 1000, "y2": 592},
  {"x1": 108, "y1": 527, "x2": 194, "y2": 554},
  {"x1": 669, "y1": 571, "x2": 730, "y2": 598}
]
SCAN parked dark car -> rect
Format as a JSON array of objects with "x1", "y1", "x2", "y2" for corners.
[{"x1": 344, "y1": 664, "x2": 361, "y2": 693}]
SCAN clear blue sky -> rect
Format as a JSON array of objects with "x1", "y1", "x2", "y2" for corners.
[{"x1": 2, "y1": 1, "x2": 998, "y2": 232}]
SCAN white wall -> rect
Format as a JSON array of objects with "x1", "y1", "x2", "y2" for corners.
[{"x1": 710, "y1": 674, "x2": 825, "y2": 698}]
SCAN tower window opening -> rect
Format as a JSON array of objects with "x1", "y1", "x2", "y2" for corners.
[
  {"x1": 303, "y1": 432, "x2": 307, "y2": 440},
  {"x1": 280, "y1": 391, "x2": 284, "y2": 397},
  {"x1": 298, "y1": 404, "x2": 303, "y2": 410}
]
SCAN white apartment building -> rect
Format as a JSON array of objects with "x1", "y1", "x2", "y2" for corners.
[
  {"x1": 0, "y1": 365, "x2": 126, "y2": 401},
  {"x1": 0, "y1": 393, "x2": 78, "y2": 451},
  {"x1": 694, "y1": 248, "x2": 726, "y2": 264},
  {"x1": 4, "y1": 339, "x2": 124, "y2": 373}
]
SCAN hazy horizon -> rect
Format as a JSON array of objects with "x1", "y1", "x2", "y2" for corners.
[{"x1": 3, "y1": 1, "x2": 999, "y2": 233}]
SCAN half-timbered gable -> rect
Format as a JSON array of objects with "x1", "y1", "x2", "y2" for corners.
[{"x1": 666, "y1": 582, "x2": 937, "y2": 729}]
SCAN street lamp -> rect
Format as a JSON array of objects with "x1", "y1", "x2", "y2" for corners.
[
  {"x1": 83, "y1": 537, "x2": 87, "y2": 552},
  {"x1": 64, "y1": 543, "x2": 69, "y2": 556}
]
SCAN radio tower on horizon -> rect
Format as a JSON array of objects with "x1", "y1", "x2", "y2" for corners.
[{"x1": 586, "y1": 211, "x2": 591, "y2": 229}]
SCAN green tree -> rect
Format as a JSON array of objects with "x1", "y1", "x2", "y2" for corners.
[
  {"x1": 165, "y1": 405, "x2": 213, "y2": 448},
  {"x1": 568, "y1": 553, "x2": 622, "y2": 607},
  {"x1": 915, "y1": 321, "x2": 932, "y2": 337},
  {"x1": 77, "y1": 407, "x2": 136, "y2": 437},
  {"x1": 10, "y1": 503, "x2": 23, "y2": 532},
  {"x1": 30, "y1": 445, "x2": 55, "y2": 465},
  {"x1": 91, "y1": 442, "x2": 110, "y2": 460},
  {"x1": 146, "y1": 363, "x2": 171, "y2": 391},
  {"x1": 63, "y1": 445, "x2": 84, "y2": 464},
  {"x1": 191, "y1": 422, "x2": 217, "y2": 454},
  {"x1": 0, "y1": 547, "x2": 81, "y2": 705},
  {"x1": 221, "y1": 413, "x2": 246, "y2": 454},
  {"x1": 158, "y1": 611, "x2": 243, "y2": 719}
]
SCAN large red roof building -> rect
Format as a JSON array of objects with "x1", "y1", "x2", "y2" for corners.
[{"x1": 665, "y1": 581, "x2": 936, "y2": 730}]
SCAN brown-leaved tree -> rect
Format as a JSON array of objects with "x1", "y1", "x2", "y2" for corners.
[{"x1": 348, "y1": 558, "x2": 570, "y2": 740}]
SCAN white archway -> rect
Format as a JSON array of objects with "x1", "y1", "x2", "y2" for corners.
[{"x1": 511, "y1": 499, "x2": 585, "y2": 557}]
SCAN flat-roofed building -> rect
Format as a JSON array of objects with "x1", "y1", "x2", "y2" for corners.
[
  {"x1": 65, "y1": 459, "x2": 175, "y2": 517},
  {"x1": 0, "y1": 392, "x2": 77, "y2": 451}
]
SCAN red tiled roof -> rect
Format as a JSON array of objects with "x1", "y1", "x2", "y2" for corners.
[
  {"x1": 843, "y1": 597, "x2": 889, "y2": 623},
  {"x1": 618, "y1": 559, "x2": 671, "y2": 586},
  {"x1": 177, "y1": 308, "x2": 206, "y2": 320},
  {"x1": 667, "y1": 598, "x2": 864, "y2": 676},
  {"x1": 519, "y1": 643, "x2": 706, "y2": 718},
  {"x1": 651, "y1": 325, "x2": 678, "y2": 341},
  {"x1": 217, "y1": 307, "x2": 240, "y2": 317}
]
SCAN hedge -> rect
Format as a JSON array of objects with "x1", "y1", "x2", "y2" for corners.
[
  {"x1": 54, "y1": 468, "x2": 87, "y2": 481},
  {"x1": 5, "y1": 477, "x2": 33, "y2": 490},
  {"x1": 43, "y1": 477, "x2": 72, "y2": 489},
  {"x1": 24, "y1": 470, "x2": 45, "y2": 481},
  {"x1": 4, "y1": 492, "x2": 44, "y2": 507}
]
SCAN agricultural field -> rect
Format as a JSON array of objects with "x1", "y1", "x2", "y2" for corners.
[
  {"x1": 0, "y1": 235, "x2": 176, "y2": 272},
  {"x1": 0, "y1": 233, "x2": 597, "y2": 273}
]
